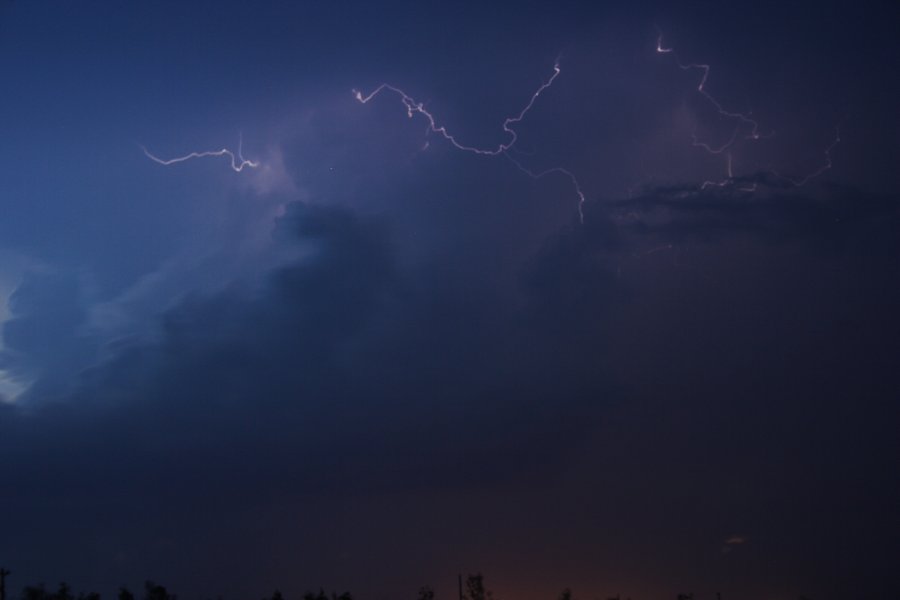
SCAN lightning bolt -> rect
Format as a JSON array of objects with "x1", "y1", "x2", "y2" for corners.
[
  {"x1": 353, "y1": 60, "x2": 587, "y2": 222},
  {"x1": 355, "y1": 34, "x2": 838, "y2": 224},
  {"x1": 504, "y1": 154, "x2": 586, "y2": 222},
  {"x1": 657, "y1": 31, "x2": 840, "y2": 191},
  {"x1": 656, "y1": 32, "x2": 769, "y2": 153},
  {"x1": 773, "y1": 126, "x2": 841, "y2": 186},
  {"x1": 141, "y1": 135, "x2": 259, "y2": 172}
]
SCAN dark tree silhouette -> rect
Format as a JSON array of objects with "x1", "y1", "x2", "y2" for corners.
[
  {"x1": 144, "y1": 582, "x2": 174, "y2": 600},
  {"x1": 303, "y1": 589, "x2": 352, "y2": 600},
  {"x1": 464, "y1": 574, "x2": 493, "y2": 600},
  {"x1": 119, "y1": 588, "x2": 135, "y2": 600},
  {"x1": 1, "y1": 568, "x2": 10, "y2": 600},
  {"x1": 263, "y1": 591, "x2": 284, "y2": 600},
  {"x1": 50, "y1": 583, "x2": 73, "y2": 600},
  {"x1": 558, "y1": 589, "x2": 572, "y2": 600},
  {"x1": 21, "y1": 584, "x2": 47, "y2": 600},
  {"x1": 417, "y1": 586, "x2": 434, "y2": 600}
]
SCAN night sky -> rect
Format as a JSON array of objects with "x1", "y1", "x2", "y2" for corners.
[{"x1": 1, "y1": 2, "x2": 899, "y2": 599}]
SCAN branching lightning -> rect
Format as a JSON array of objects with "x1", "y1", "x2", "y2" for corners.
[
  {"x1": 656, "y1": 33, "x2": 768, "y2": 154},
  {"x1": 774, "y1": 126, "x2": 841, "y2": 186},
  {"x1": 656, "y1": 31, "x2": 838, "y2": 191},
  {"x1": 353, "y1": 62, "x2": 561, "y2": 156},
  {"x1": 141, "y1": 135, "x2": 259, "y2": 172},
  {"x1": 657, "y1": 30, "x2": 768, "y2": 192},
  {"x1": 353, "y1": 60, "x2": 587, "y2": 222},
  {"x1": 504, "y1": 154, "x2": 586, "y2": 220},
  {"x1": 353, "y1": 33, "x2": 839, "y2": 226}
]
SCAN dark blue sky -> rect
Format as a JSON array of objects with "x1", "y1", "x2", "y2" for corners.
[{"x1": 1, "y1": 2, "x2": 898, "y2": 599}]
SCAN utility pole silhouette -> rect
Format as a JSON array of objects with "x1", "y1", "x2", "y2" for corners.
[
  {"x1": 458, "y1": 574, "x2": 463, "y2": 600},
  {"x1": 0, "y1": 568, "x2": 10, "y2": 600}
]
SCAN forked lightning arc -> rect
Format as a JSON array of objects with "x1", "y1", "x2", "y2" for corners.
[
  {"x1": 656, "y1": 31, "x2": 839, "y2": 190},
  {"x1": 353, "y1": 60, "x2": 587, "y2": 222},
  {"x1": 140, "y1": 32, "x2": 839, "y2": 221}
]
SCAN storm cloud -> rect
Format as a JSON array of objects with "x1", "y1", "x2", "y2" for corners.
[{"x1": 1, "y1": 3, "x2": 899, "y2": 600}]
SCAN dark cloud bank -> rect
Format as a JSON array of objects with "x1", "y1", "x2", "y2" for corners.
[{"x1": 2, "y1": 170, "x2": 899, "y2": 599}]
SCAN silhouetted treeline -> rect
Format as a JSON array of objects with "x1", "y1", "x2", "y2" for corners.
[
  {"x1": 17, "y1": 581, "x2": 174, "y2": 600},
  {"x1": 0, "y1": 567, "x2": 798, "y2": 600},
  {"x1": 22, "y1": 582, "x2": 99, "y2": 600},
  {"x1": 15, "y1": 583, "x2": 356, "y2": 600},
  {"x1": 300, "y1": 590, "x2": 351, "y2": 600}
]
